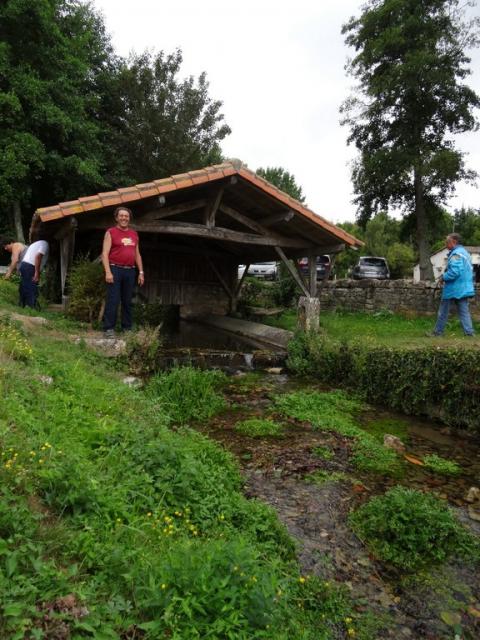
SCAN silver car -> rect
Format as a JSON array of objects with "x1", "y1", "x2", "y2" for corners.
[{"x1": 238, "y1": 262, "x2": 278, "y2": 280}]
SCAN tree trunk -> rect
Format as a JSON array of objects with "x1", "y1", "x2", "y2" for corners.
[
  {"x1": 414, "y1": 169, "x2": 434, "y2": 281},
  {"x1": 12, "y1": 201, "x2": 25, "y2": 244}
]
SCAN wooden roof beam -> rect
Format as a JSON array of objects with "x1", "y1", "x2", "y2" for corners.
[{"x1": 133, "y1": 221, "x2": 311, "y2": 249}]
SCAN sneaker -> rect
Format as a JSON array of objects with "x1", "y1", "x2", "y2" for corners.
[{"x1": 104, "y1": 329, "x2": 115, "y2": 339}]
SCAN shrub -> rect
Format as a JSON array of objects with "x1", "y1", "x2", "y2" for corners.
[
  {"x1": 124, "y1": 325, "x2": 163, "y2": 376},
  {"x1": 349, "y1": 486, "x2": 478, "y2": 570},
  {"x1": 423, "y1": 454, "x2": 462, "y2": 476},
  {"x1": 66, "y1": 257, "x2": 105, "y2": 325},
  {"x1": 147, "y1": 366, "x2": 227, "y2": 425},
  {"x1": 134, "y1": 302, "x2": 178, "y2": 329},
  {"x1": 235, "y1": 418, "x2": 284, "y2": 437}
]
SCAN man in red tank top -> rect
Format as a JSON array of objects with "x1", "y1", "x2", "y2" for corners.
[{"x1": 101, "y1": 207, "x2": 144, "y2": 336}]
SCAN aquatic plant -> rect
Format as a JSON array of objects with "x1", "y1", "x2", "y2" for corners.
[{"x1": 349, "y1": 486, "x2": 478, "y2": 570}]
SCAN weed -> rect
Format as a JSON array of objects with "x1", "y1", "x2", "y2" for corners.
[
  {"x1": 147, "y1": 366, "x2": 227, "y2": 425},
  {"x1": 0, "y1": 315, "x2": 33, "y2": 361},
  {"x1": 235, "y1": 418, "x2": 284, "y2": 437},
  {"x1": 304, "y1": 470, "x2": 349, "y2": 485},
  {"x1": 349, "y1": 486, "x2": 479, "y2": 570},
  {"x1": 423, "y1": 454, "x2": 462, "y2": 476},
  {"x1": 274, "y1": 390, "x2": 362, "y2": 436},
  {"x1": 312, "y1": 446, "x2": 334, "y2": 460},
  {"x1": 124, "y1": 325, "x2": 163, "y2": 376},
  {"x1": 351, "y1": 437, "x2": 404, "y2": 477}
]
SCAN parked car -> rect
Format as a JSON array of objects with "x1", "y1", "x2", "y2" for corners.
[
  {"x1": 298, "y1": 255, "x2": 332, "y2": 280},
  {"x1": 238, "y1": 262, "x2": 278, "y2": 280},
  {"x1": 351, "y1": 256, "x2": 390, "y2": 280}
]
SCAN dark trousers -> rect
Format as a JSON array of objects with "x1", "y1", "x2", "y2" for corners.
[
  {"x1": 19, "y1": 262, "x2": 38, "y2": 308},
  {"x1": 103, "y1": 266, "x2": 136, "y2": 331}
]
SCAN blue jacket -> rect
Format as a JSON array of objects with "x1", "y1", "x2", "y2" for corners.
[{"x1": 442, "y1": 245, "x2": 475, "y2": 300}]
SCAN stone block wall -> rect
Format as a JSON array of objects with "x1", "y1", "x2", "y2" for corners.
[{"x1": 318, "y1": 280, "x2": 480, "y2": 317}]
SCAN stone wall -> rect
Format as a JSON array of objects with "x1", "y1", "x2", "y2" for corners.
[{"x1": 318, "y1": 279, "x2": 480, "y2": 317}]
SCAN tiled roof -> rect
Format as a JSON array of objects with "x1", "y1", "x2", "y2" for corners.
[{"x1": 35, "y1": 160, "x2": 362, "y2": 248}]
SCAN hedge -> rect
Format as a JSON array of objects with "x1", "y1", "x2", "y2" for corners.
[{"x1": 287, "y1": 332, "x2": 480, "y2": 434}]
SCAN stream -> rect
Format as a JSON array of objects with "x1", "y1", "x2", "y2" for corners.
[{"x1": 198, "y1": 372, "x2": 480, "y2": 640}]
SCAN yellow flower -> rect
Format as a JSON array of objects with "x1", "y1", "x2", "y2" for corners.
[
  {"x1": 147, "y1": 512, "x2": 152, "y2": 517},
  {"x1": 161, "y1": 583, "x2": 167, "y2": 590},
  {"x1": 299, "y1": 577, "x2": 306, "y2": 584},
  {"x1": 347, "y1": 629, "x2": 356, "y2": 637},
  {"x1": 345, "y1": 617, "x2": 353, "y2": 624}
]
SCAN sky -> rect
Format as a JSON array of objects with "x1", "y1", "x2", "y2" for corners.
[{"x1": 94, "y1": 0, "x2": 479, "y2": 223}]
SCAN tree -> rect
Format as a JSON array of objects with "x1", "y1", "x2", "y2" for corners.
[
  {"x1": 98, "y1": 50, "x2": 231, "y2": 187},
  {"x1": 256, "y1": 167, "x2": 305, "y2": 202},
  {"x1": 341, "y1": 0, "x2": 480, "y2": 280},
  {"x1": 0, "y1": 0, "x2": 110, "y2": 238}
]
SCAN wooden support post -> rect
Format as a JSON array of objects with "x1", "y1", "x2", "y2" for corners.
[
  {"x1": 59, "y1": 218, "x2": 77, "y2": 306},
  {"x1": 204, "y1": 188, "x2": 224, "y2": 228},
  {"x1": 308, "y1": 251, "x2": 317, "y2": 297},
  {"x1": 274, "y1": 247, "x2": 310, "y2": 297}
]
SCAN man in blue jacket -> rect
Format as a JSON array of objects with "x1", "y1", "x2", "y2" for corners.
[{"x1": 432, "y1": 233, "x2": 475, "y2": 336}]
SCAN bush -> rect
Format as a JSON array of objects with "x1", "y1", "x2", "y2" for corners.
[
  {"x1": 66, "y1": 257, "x2": 105, "y2": 325},
  {"x1": 286, "y1": 333, "x2": 480, "y2": 433},
  {"x1": 235, "y1": 418, "x2": 284, "y2": 437},
  {"x1": 124, "y1": 326, "x2": 163, "y2": 376},
  {"x1": 349, "y1": 486, "x2": 478, "y2": 570},
  {"x1": 147, "y1": 366, "x2": 227, "y2": 425}
]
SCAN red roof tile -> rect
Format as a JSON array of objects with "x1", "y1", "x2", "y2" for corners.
[{"x1": 35, "y1": 160, "x2": 363, "y2": 248}]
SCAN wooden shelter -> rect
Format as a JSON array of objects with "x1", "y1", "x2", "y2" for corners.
[{"x1": 31, "y1": 160, "x2": 362, "y2": 316}]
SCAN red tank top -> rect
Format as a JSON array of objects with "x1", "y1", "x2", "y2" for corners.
[{"x1": 108, "y1": 227, "x2": 138, "y2": 266}]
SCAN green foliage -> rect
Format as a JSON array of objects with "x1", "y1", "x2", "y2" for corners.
[
  {"x1": 0, "y1": 315, "x2": 32, "y2": 361},
  {"x1": 349, "y1": 487, "x2": 478, "y2": 570},
  {"x1": 124, "y1": 326, "x2": 163, "y2": 376},
  {"x1": 385, "y1": 242, "x2": 416, "y2": 279},
  {"x1": 342, "y1": 0, "x2": 480, "y2": 279},
  {"x1": 423, "y1": 454, "x2": 462, "y2": 476},
  {"x1": 0, "y1": 323, "x2": 376, "y2": 638},
  {"x1": 287, "y1": 331, "x2": 480, "y2": 433},
  {"x1": 312, "y1": 446, "x2": 334, "y2": 461},
  {"x1": 351, "y1": 437, "x2": 403, "y2": 476},
  {"x1": 274, "y1": 389, "x2": 363, "y2": 436},
  {"x1": 134, "y1": 302, "x2": 178, "y2": 329},
  {"x1": 256, "y1": 166, "x2": 305, "y2": 202},
  {"x1": 147, "y1": 366, "x2": 227, "y2": 425},
  {"x1": 361, "y1": 417, "x2": 410, "y2": 443},
  {"x1": 66, "y1": 257, "x2": 105, "y2": 325},
  {"x1": 271, "y1": 263, "x2": 297, "y2": 307},
  {"x1": 305, "y1": 470, "x2": 349, "y2": 485},
  {"x1": 235, "y1": 418, "x2": 284, "y2": 437}
]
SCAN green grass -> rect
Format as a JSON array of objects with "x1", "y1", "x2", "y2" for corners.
[
  {"x1": 0, "y1": 308, "x2": 381, "y2": 638},
  {"x1": 349, "y1": 486, "x2": 479, "y2": 571},
  {"x1": 235, "y1": 418, "x2": 284, "y2": 437},
  {"x1": 274, "y1": 390, "x2": 404, "y2": 477},
  {"x1": 266, "y1": 309, "x2": 480, "y2": 348},
  {"x1": 312, "y1": 446, "x2": 335, "y2": 460},
  {"x1": 423, "y1": 454, "x2": 462, "y2": 476},
  {"x1": 304, "y1": 470, "x2": 349, "y2": 485},
  {"x1": 360, "y1": 417, "x2": 410, "y2": 443}
]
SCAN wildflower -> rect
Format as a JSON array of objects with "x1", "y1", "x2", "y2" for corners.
[
  {"x1": 147, "y1": 512, "x2": 152, "y2": 517},
  {"x1": 324, "y1": 581, "x2": 330, "y2": 588},
  {"x1": 161, "y1": 583, "x2": 167, "y2": 590},
  {"x1": 38, "y1": 459, "x2": 44, "y2": 464},
  {"x1": 276, "y1": 589, "x2": 282, "y2": 596},
  {"x1": 299, "y1": 577, "x2": 306, "y2": 584},
  {"x1": 347, "y1": 629, "x2": 356, "y2": 637},
  {"x1": 219, "y1": 514, "x2": 225, "y2": 521},
  {"x1": 30, "y1": 451, "x2": 36, "y2": 456},
  {"x1": 345, "y1": 617, "x2": 353, "y2": 624}
]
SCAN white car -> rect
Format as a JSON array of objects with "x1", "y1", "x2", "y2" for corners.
[{"x1": 238, "y1": 262, "x2": 278, "y2": 280}]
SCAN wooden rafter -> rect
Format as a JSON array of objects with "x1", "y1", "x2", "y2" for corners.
[
  {"x1": 275, "y1": 246, "x2": 310, "y2": 298},
  {"x1": 204, "y1": 188, "x2": 224, "y2": 228}
]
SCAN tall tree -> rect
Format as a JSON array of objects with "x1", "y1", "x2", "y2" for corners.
[
  {"x1": 341, "y1": 0, "x2": 480, "y2": 280},
  {"x1": 256, "y1": 167, "x2": 305, "y2": 202},
  {"x1": 0, "y1": 0, "x2": 110, "y2": 238},
  {"x1": 97, "y1": 50, "x2": 231, "y2": 187}
]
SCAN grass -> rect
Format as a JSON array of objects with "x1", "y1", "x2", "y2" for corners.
[
  {"x1": 0, "y1": 286, "x2": 383, "y2": 638},
  {"x1": 423, "y1": 454, "x2": 462, "y2": 476},
  {"x1": 312, "y1": 446, "x2": 335, "y2": 460},
  {"x1": 274, "y1": 390, "x2": 404, "y2": 477},
  {"x1": 235, "y1": 418, "x2": 284, "y2": 437},
  {"x1": 360, "y1": 417, "x2": 410, "y2": 443},
  {"x1": 304, "y1": 470, "x2": 349, "y2": 485},
  {"x1": 265, "y1": 309, "x2": 480, "y2": 348},
  {"x1": 349, "y1": 486, "x2": 479, "y2": 571}
]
